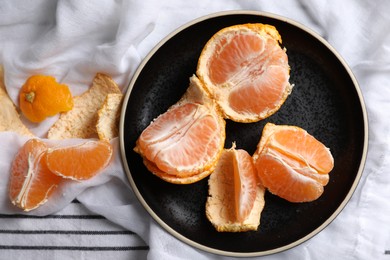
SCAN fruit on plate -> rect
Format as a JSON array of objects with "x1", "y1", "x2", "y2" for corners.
[
  {"x1": 253, "y1": 123, "x2": 334, "y2": 203},
  {"x1": 134, "y1": 75, "x2": 225, "y2": 184},
  {"x1": 206, "y1": 145, "x2": 265, "y2": 232},
  {"x1": 197, "y1": 23, "x2": 292, "y2": 123}
]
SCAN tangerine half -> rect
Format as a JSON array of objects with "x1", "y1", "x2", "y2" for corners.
[
  {"x1": 8, "y1": 139, "x2": 62, "y2": 211},
  {"x1": 197, "y1": 23, "x2": 292, "y2": 122},
  {"x1": 253, "y1": 123, "x2": 334, "y2": 202},
  {"x1": 134, "y1": 75, "x2": 225, "y2": 184}
]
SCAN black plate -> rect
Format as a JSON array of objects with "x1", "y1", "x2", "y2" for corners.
[{"x1": 119, "y1": 11, "x2": 368, "y2": 257}]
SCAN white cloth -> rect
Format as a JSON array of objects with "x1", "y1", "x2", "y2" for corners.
[{"x1": 1, "y1": 0, "x2": 390, "y2": 259}]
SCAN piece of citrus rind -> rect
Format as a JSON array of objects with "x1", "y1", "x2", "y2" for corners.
[
  {"x1": 0, "y1": 65, "x2": 35, "y2": 137},
  {"x1": 96, "y1": 93, "x2": 123, "y2": 141},
  {"x1": 47, "y1": 73, "x2": 122, "y2": 140}
]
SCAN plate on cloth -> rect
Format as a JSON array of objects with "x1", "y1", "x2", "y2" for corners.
[{"x1": 119, "y1": 11, "x2": 368, "y2": 257}]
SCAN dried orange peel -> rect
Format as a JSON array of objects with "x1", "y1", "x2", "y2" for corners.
[
  {"x1": 0, "y1": 66, "x2": 34, "y2": 136},
  {"x1": 19, "y1": 75, "x2": 74, "y2": 122}
]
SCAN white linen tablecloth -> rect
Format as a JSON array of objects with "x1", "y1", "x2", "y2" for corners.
[{"x1": 1, "y1": 0, "x2": 390, "y2": 259}]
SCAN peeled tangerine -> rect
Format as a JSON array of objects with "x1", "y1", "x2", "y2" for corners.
[
  {"x1": 253, "y1": 123, "x2": 334, "y2": 203},
  {"x1": 9, "y1": 139, "x2": 113, "y2": 211},
  {"x1": 9, "y1": 139, "x2": 62, "y2": 211},
  {"x1": 134, "y1": 75, "x2": 225, "y2": 184},
  {"x1": 206, "y1": 145, "x2": 265, "y2": 232},
  {"x1": 197, "y1": 23, "x2": 292, "y2": 123},
  {"x1": 45, "y1": 140, "x2": 113, "y2": 181}
]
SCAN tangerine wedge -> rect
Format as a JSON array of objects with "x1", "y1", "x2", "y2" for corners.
[
  {"x1": 253, "y1": 123, "x2": 334, "y2": 202},
  {"x1": 46, "y1": 140, "x2": 113, "y2": 181},
  {"x1": 206, "y1": 145, "x2": 265, "y2": 232},
  {"x1": 197, "y1": 23, "x2": 292, "y2": 122},
  {"x1": 232, "y1": 146, "x2": 259, "y2": 222},
  {"x1": 9, "y1": 139, "x2": 62, "y2": 211}
]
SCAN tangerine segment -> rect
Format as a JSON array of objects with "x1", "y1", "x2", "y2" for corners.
[
  {"x1": 46, "y1": 140, "x2": 113, "y2": 180},
  {"x1": 19, "y1": 75, "x2": 74, "y2": 122},
  {"x1": 136, "y1": 102, "x2": 225, "y2": 177},
  {"x1": 9, "y1": 139, "x2": 62, "y2": 211},
  {"x1": 253, "y1": 123, "x2": 334, "y2": 202},
  {"x1": 206, "y1": 147, "x2": 263, "y2": 226},
  {"x1": 255, "y1": 153, "x2": 324, "y2": 202},
  {"x1": 228, "y1": 65, "x2": 290, "y2": 116},
  {"x1": 142, "y1": 157, "x2": 213, "y2": 184},
  {"x1": 208, "y1": 33, "x2": 265, "y2": 85},
  {"x1": 197, "y1": 23, "x2": 292, "y2": 122},
  {"x1": 268, "y1": 128, "x2": 334, "y2": 174},
  {"x1": 256, "y1": 123, "x2": 334, "y2": 174},
  {"x1": 232, "y1": 148, "x2": 258, "y2": 223},
  {"x1": 271, "y1": 148, "x2": 329, "y2": 186}
]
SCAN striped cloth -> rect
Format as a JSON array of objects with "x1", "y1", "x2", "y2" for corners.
[{"x1": 0, "y1": 200, "x2": 148, "y2": 259}]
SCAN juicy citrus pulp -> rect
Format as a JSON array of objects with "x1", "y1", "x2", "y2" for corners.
[
  {"x1": 8, "y1": 139, "x2": 62, "y2": 211},
  {"x1": 9, "y1": 138, "x2": 114, "y2": 211},
  {"x1": 134, "y1": 75, "x2": 225, "y2": 184},
  {"x1": 46, "y1": 140, "x2": 113, "y2": 180},
  {"x1": 232, "y1": 147, "x2": 258, "y2": 222},
  {"x1": 197, "y1": 23, "x2": 292, "y2": 122},
  {"x1": 253, "y1": 123, "x2": 334, "y2": 202},
  {"x1": 137, "y1": 103, "x2": 219, "y2": 175}
]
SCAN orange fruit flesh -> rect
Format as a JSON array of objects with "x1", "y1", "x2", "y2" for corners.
[
  {"x1": 46, "y1": 140, "x2": 113, "y2": 180},
  {"x1": 137, "y1": 102, "x2": 223, "y2": 177},
  {"x1": 256, "y1": 153, "x2": 324, "y2": 202},
  {"x1": 9, "y1": 139, "x2": 62, "y2": 211},
  {"x1": 228, "y1": 65, "x2": 289, "y2": 115},
  {"x1": 232, "y1": 148, "x2": 258, "y2": 222},
  {"x1": 197, "y1": 24, "x2": 291, "y2": 122},
  {"x1": 254, "y1": 123, "x2": 334, "y2": 202},
  {"x1": 208, "y1": 33, "x2": 265, "y2": 85},
  {"x1": 267, "y1": 128, "x2": 334, "y2": 174},
  {"x1": 206, "y1": 147, "x2": 259, "y2": 223}
]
